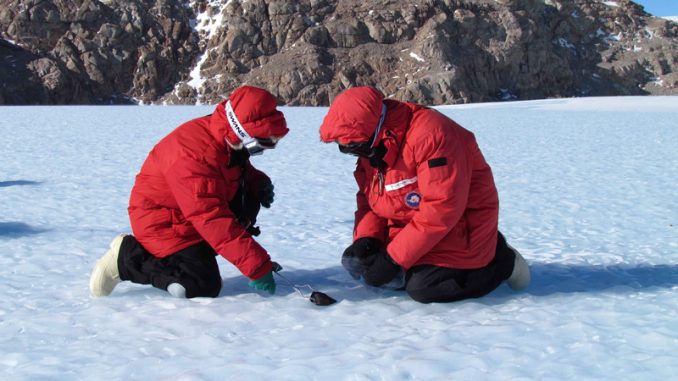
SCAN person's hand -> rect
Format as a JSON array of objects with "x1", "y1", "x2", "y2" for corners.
[
  {"x1": 271, "y1": 261, "x2": 283, "y2": 272},
  {"x1": 342, "y1": 237, "x2": 382, "y2": 259},
  {"x1": 259, "y1": 180, "x2": 275, "y2": 208},
  {"x1": 248, "y1": 270, "x2": 276, "y2": 294},
  {"x1": 362, "y1": 249, "x2": 401, "y2": 287},
  {"x1": 341, "y1": 237, "x2": 382, "y2": 279}
]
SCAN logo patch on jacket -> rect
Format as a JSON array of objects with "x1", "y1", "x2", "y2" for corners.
[
  {"x1": 428, "y1": 157, "x2": 447, "y2": 168},
  {"x1": 404, "y1": 191, "x2": 421, "y2": 209}
]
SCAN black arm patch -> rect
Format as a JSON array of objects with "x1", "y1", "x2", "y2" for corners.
[{"x1": 428, "y1": 157, "x2": 447, "y2": 168}]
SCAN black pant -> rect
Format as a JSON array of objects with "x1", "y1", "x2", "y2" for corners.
[
  {"x1": 117, "y1": 180, "x2": 263, "y2": 298},
  {"x1": 117, "y1": 236, "x2": 222, "y2": 298},
  {"x1": 404, "y1": 231, "x2": 516, "y2": 303}
]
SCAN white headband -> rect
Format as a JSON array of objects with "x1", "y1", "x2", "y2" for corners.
[{"x1": 225, "y1": 100, "x2": 256, "y2": 147}]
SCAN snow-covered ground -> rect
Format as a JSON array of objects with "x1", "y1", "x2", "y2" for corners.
[{"x1": 1, "y1": 96, "x2": 677, "y2": 380}]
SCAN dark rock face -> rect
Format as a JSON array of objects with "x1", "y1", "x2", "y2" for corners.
[
  {"x1": 1, "y1": 0, "x2": 676, "y2": 105},
  {"x1": 0, "y1": 0, "x2": 198, "y2": 104}
]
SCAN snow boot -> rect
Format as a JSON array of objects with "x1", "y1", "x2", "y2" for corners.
[
  {"x1": 89, "y1": 234, "x2": 125, "y2": 297},
  {"x1": 506, "y1": 246, "x2": 531, "y2": 290},
  {"x1": 167, "y1": 283, "x2": 187, "y2": 298}
]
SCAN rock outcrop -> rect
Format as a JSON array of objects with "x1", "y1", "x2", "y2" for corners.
[{"x1": 1, "y1": 0, "x2": 676, "y2": 105}]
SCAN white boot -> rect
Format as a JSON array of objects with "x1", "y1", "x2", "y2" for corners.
[
  {"x1": 506, "y1": 247, "x2": 531, "y2": 290},
  {"x1": 167, "y1": 283, "x2": 187, "y2": 298},
  {"x1": 89, "y1": 234, "x2": 125, "y2": 297}
]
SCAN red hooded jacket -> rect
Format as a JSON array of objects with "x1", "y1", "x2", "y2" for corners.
[
  {"x1": 128, "y1": 86, "x2": 288, "y2": 280},
  {"x1": 320, "y1": 87, "x2": 498, "y2": 270}
]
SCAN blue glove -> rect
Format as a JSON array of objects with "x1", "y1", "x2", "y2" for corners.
[{"x1": 248, "y1": 271, "x2": 276, "y2": 294}]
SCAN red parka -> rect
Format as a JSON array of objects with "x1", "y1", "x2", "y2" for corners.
[
  {"x1": 128, "y1": 86, "x2": 288, "y2": 280},
  {"x1": 320, "y1": 87, "x2": 498, "y2": 270}
]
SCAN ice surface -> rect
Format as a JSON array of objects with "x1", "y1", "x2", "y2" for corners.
[{"x1": 1, "y1": 97, "x2": 677, "y2": 380}]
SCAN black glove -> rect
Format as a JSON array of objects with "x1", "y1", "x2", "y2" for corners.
[
  {"x1": 259, "y1": 180, "x2": 275, "y2": 208},
  {"x1": 342, "y1": 237, "x2": 382, "y2": 259},
  {"x1": 271, "y1": 261, "x2": 283, "y2": 272},
  {"x1": 227, "y1": 147, "x2": 250, "y2": 168},
  {"x1": 362, "y1": 249, "x2": 401, "y2": 287},
  {"x1": 341, "y1": 237, "x2": 382, "y2": 280},
  {"x1": 246, "y1": 225, "x2": 261, "y2": 236},
  {"x1": 229, "y1": 187, "x2": 261, "y2": 236}
]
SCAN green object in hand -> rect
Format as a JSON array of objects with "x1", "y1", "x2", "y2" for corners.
[{"x1": 248, "y1": 271, "x2": 276, "y2": 294}]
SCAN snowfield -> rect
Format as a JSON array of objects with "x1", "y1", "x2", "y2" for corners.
[{"x1": 1, "y1": 96, "x2": 677, "y2": 380}]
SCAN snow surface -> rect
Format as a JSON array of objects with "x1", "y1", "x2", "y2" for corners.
[{"x1": 1, "y1": 97, "x2": 677, "y2": 380}]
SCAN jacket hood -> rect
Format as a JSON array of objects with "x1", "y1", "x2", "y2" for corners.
[
  {"x1": 319, "y1": 86, "x2": 385, "y2": 144},
  {"x1": 210, "y1": 86, "x2": 289, "y2": 146}
]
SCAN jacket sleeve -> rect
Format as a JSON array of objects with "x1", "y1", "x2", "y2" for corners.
[
  {"x1": 387, "y1": 128, "x2": 472, "y2": 269},
  {"x1": 163, "y1": 157, "x2": 272, "y2": 280},
  {"x1": 353, "y1": 158, "x2": 388, "y2": 242}
]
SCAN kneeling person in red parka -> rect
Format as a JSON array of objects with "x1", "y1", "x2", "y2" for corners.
[
  {"x1": 89, "y1": 86, "x2": 288, "y2": 298},
  {"x1": 319, "y1": 87, "x2": 530, "y2": 303}
]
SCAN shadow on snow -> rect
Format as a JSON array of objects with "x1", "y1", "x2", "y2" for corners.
[
  {"x1": 0, "y1": 222, "x2": 49, "y2": 237},
  {"x1": 0, "y1": 180, "x2": 42, "y2": 187},
  {"x1": 223, "y1": 263, "x2": 678, "y2": 303},
  {"x1": 112, "y1": 263, "x2": 678, "y2": 303},
  {"x1": 217, "y1": 266, "x2": 369, "y2": 301},
  {"x1": 1, "y1": 180, "x2": 47, "y2": 238},
  {"x1": 521, "y1": 262, "x2": 678, "y2": 296}
]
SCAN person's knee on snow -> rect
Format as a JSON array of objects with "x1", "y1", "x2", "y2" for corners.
[
  {"x1": 319, "y1": 86, "x2": 530, "y2": 303},
  {"x1": 406, "y1": 279, "x2": 463, "y2": 304},
  {"x1": 171, "y1": 277, "x2": 221, "y2": 298},
  {"x1": 90, "y1": 86, "x2": 288, "y2": 298},
  {"x1": 405, "y1": 265, "x2": 467, "y2": 304}
]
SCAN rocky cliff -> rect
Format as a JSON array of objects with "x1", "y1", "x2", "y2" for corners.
[{"x1": 1, "y1": 0, "x2": 676, "y2": 105}]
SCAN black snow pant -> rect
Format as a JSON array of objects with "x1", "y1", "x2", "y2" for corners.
[
  {"x1": 116, "y1": 177, "x2": 263, "y2": 298},
  {"x1": 117, "y1": 237, "x2": 222, "y2": 298},
  {"x1": 404, "y1": 231, "x2": 517, "y2": 303}
]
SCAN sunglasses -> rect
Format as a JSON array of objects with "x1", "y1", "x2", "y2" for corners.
[
  {"x1": 338, "y1": 141, "x2": 375, "y2": 157},
  {"x1": 225, "y1": 100, "x2": 280, "y2": 156},
  {"x1": 244, "y1": 136, "x2": 280, "y2": 156}
]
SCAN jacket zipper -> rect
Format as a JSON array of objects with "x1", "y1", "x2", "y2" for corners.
[{"x1": 372, "y1": 170, "x2": 384, "y2": 196}]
